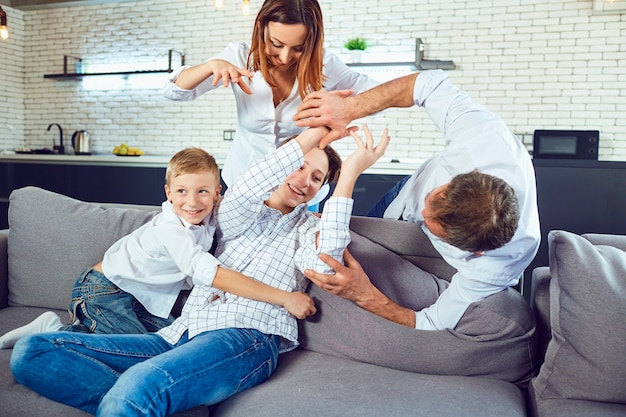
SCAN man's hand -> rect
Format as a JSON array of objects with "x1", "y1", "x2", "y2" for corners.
[
  {"x1": 283, "y1": 291, "x2": 317, "y2": 319},
  {"x1": 305, "y1": 248, "x2": 417, "y2": 328},
  {"x1": 293, "y1": 90, "x2": 356, "y2": 148},
  {"x1": 304, "y1": 248, "x2": 376, "y2": 305}
]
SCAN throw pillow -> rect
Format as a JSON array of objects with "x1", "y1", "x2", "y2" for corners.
[
  {"x1": 531, "y1": 230, "x2": 626, "y2": 403},
  {"x1": 300, "y1": 230, "x2": 537, "y2": 387}
]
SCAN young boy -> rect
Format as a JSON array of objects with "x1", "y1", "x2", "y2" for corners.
[{"x1": 0, "y1": 147, "x2": 314, "y2": 348}]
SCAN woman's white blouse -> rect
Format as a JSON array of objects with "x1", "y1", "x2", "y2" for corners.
[{"x1": 163, "y1": 41, "x2": 379, "y2": 187}]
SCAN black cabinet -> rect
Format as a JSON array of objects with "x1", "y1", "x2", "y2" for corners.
[
  {"x1": 1, "y1": 159, "x2": 407, "y2": 230},
  {"x1": 524, "y1": 159, "x2": 626, "y2": 297},
  {"x1": 67, "y1": 165, "x2": 166, "y2": 205},
  {"x1": 1, "y1": 161, "x2": 167, "y2": 230}
]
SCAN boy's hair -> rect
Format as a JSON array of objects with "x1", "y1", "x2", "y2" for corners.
[
  {"x1": 249, "y1": 0, "x2": 325, "y2": 99},
  {"x1": 429, "y1": 170, "x2": 519, "y2": 252},
  {"x1": 165, "y1": 148, "x2": 220, "y2": 185},
  {"x1": 279, "y1": 135, "x2": 341, "y2": 185}
]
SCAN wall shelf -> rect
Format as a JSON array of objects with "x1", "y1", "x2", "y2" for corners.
[
  {"x1": 345, "y1": 39, "x2": 455, "y2": 71},
  {"x1": 43, "y1": 49, "x2": 185, "y2": 80},
  {"x1": 347, "y1": 62, "x2": 417, "y2": 68}
]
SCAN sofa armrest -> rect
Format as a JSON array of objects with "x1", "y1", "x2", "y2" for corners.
[
  {"x1": 0, "y1": 229, "x2": 8, "y2": 309},
  {"x1": 530, "y1": 266, "x2": 551, "y2": 364}
]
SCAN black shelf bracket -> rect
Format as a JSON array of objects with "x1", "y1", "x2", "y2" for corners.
[{"x1": 414, "y1": 38, "x2": 455, "y2": 70}]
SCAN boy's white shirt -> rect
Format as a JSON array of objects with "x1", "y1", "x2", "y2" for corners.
[{"x1": 102, "y1": 201, "x2": 220, "y2": 319}]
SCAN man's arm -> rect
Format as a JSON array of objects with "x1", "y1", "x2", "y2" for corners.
[
  {"x1": 212, "y1": 266, "x2": 316, "y2": 319},
  {"x1": 304, "y1": 249, "x2": 416, "y2": 327},
  {"x1": 294, "y1": 73, "x2": 419, "y2": 148}
]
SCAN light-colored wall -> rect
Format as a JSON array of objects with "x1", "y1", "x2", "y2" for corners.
[{"x1": 0, "y1": 0, "x2": 625, "y2": 162}]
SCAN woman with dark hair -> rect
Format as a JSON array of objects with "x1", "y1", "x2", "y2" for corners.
[{"x1": 163, "y1": 0, "x2": 379, "y2": 191}]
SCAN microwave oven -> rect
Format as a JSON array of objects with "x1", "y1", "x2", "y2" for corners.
[{"x1": 532, "y1": 129, "x2": 599, "y2": 160}]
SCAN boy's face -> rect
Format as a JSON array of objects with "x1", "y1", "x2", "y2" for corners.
[
  {"x1": 165, "y1": 171, "x2": 221, "y2": 225},
  {"x1": 271, "y1": 147, "x2": 329, "y2": 214}
]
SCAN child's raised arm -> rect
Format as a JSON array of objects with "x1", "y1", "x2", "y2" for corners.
[
  {"x1": 333, "y1": 124, "x2": 390, "y2": 199},
  {"x1": 211, "y1": 267, "x2": 316, "y2": 319}
]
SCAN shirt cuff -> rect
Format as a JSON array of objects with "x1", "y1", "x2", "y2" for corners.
[
  {"x1": 193, "y1": 255, "x2": 221, "y2": 287},
  {"x1": 322, "y1": 196, "x2": 353, "y2": 225}
]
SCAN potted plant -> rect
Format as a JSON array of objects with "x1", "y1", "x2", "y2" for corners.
[{"x1": 344, "y1": 37, "x2": 368, "y2": 63}]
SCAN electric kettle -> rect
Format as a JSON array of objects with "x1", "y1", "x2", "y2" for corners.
[{"x1": 71, "y1": 130, "x2": 92, "y2": 155}]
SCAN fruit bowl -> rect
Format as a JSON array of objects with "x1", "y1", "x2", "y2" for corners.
[{"x1": 112, "y1": 143, "x2": 145, "y2": 156}]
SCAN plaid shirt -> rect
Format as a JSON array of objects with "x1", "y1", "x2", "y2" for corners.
[{"x1": 158, "y1": 140, "x2": 353, "y2": 352}]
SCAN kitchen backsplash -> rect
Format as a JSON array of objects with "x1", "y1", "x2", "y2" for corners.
[{"x1": 0, "y1": 0, "x2": 624, "y2": 162}]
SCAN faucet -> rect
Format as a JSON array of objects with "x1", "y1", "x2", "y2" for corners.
[{"x1": 47, "y1": 123, "x2": 64, "y2": 155}]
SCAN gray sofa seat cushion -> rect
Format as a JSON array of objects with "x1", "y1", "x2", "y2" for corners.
[
  {"x1": 212, "y1": 349, "x2": 527, "y2": 417},
  {"x1": 300, "y1": 231, "x2": 537, "y2": 388},
  {"x1": 530, "y1": 231, "x2": 626, "y2": 408},
  {"x1": 7, "y1": 187, "x2": 159, "y2": 310},
  {"x1": 528, "y1": 387, "x2": 626, "y2": 417}
]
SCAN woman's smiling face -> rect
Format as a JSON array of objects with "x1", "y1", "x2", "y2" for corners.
[
  {"x1": 271, "y1": 147, "x2": 329, "y2": 214},
  {"x1": 264, "y1": 21, "x2": 308, "y2": 70}
]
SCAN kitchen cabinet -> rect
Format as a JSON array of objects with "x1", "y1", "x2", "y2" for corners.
[
  {"x1": 0, "y1": 157, "x2": 410, "y2": 230},
  {"x1": 524, "y1": 159, "x2": 626, "y2": 297},
  {"x1": 0, "y1": 159, "x2": 169, "y2": 230}
]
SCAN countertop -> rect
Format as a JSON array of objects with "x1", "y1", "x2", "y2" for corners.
[{"x1": 0, "y1": 153, "x2": 420, "y2": 175}]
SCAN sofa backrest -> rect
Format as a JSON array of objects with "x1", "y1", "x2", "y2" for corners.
[
  {"x1": 6, "y1": 186, "x2": 455, "y2": 312},
  {"x1": 7, "y1": 186, "x2": 160, "y2": 310}
]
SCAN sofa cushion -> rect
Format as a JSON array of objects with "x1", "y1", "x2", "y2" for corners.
[
  {"x1": 7, "y1": 187, "x2": 159, "y2": 310},
  {"x1": 300, "y1": 230, "x2": 537, "y2": 388},
  {"x1": 212, "y1": 349, "x2": 527, "y2": 417},
  {"x1": 531, "y1": 230, "x2": 626, "y2": 404}
]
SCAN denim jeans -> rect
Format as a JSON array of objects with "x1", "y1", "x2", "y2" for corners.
[
  {"x1": 366, "y1": 175, "x2": 411, "y2": 218},
  {"x1": 68, "y1": 268, "x2": 174, "y2": 334},
  {"x1": 10, "y1": 328, "x2": 281, "y2": 416}
]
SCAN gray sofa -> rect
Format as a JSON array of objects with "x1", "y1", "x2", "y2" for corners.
[{"x1": 0, "y1": 186, "x2": 623, "y2": 417}]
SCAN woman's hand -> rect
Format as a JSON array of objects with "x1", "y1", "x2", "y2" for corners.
[
  {"x1": 331, "y1": 124, "x2": 390, "y2": 199},
  {"x1": 342, "y1": 124, "x2": 390, "y2": 178},
  {"x1": 207, "y1": 59, "x2": 254, "y2": 94},
  {"x1": 283, "y1": 291, "x2": 317, "y2": 319}
]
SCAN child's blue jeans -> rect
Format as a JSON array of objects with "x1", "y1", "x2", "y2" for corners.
[
  {"x1": 10, "y1": 328, "x2": 281, "y2": 416},
  {"x1": 67, "y1": 268, "x2": 174, "y2": 334}
]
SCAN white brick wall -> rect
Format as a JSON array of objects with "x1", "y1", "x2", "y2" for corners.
[
  {"x1": 0, "y1": 6, "x2": 25, "y2": 151},
  {"x1": 0, "y1": 0, "x2": 624, "y2": 161}
]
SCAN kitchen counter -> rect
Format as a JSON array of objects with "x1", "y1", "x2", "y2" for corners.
[
  {"x1": 0, "y1": 153, "x2": 174, "y2": 168},
  {"x1": 0, "y1": 153, "x2": 420, "y2": 175}
]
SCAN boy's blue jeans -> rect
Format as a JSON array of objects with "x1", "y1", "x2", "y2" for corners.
[
  {"x1": 67, "y1": 268, "x2": 174, "y2": 334},
  {"x1": 10, "y1": 328, "x2": 280, "y2": 416}
]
